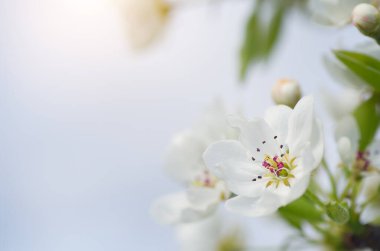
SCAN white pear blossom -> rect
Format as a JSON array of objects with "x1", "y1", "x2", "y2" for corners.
[
  {"x1": 335, "y1": 115, "x2": 380, "y2": 171},
  {"x1": 203, "y1": 96, "x2": 324, "y2": 217},
  {"x1": 334, "y1": 117, "x2": 380, "y2": 225},
  {"x1": 358, "y1": 174, "x2": 380, "y2": 224},
  {"x1": 321, "y1": 88, "x2": 363, "y2": 120},
  {"x1": 115, "y1": 0, "x2": 171, "y2": 49},
  {"x1": 152, "y1": 101, "x2": 236, "y2": 224},
  {"x1": 308, "y1": 0, "x2": 371, "y2": 26},
  {"x1": 176, "y1": 214, "x2": 245, "y2": 251}
]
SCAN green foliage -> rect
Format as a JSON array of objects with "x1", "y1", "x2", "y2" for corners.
[
  {"x1": 353, "y1": 96, "x2": 380, "y2": 150},
  {"x1": 239, "y1": 0, "x2": 290, "y2": 81},
  {"x1": 334, "y1": 50, "x2": 380, "y2": 92},
  {"x1": 278, "y1": 196, "x2": 322, "y2": 229},
  {"x1": 326, "y1": 202, "x2": 349, "y2": 224}
]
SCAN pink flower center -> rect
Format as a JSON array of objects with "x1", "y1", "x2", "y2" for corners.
[
  {"x1": 262, "y1": 154, "x2": 287, "y2": 177},
  {"x1": 356, "y1": 151, "x2": 371, "y2": 171}
]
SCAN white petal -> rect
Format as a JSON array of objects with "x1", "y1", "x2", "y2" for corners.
[
  {"x1": 287, "y1": 96, "x2": 315, "y2": 157},
  {"x1": 337, "y1": 137, "x2": 355, "y2": 165},
  {"x1": 264, "y1": 105, "x2": 292, "y2": 143},
  {"x1": 176, "y1": 214, "x2": 221, "y2": 251},
  {"x1": 203, "y1": 140, "x2": 268, "y2": 197},
  {"x1": 320, "y1": 87, "x2": 362, "y2": 120},
  {"x1": 151, "y1": 192, "x2": 190, "y2": 224},
  {"x1": 228, "y1": 116, "x2": 280, "y2": 160},
  {"x1": 360, "y1": 202, "x2": 380, "y2": 224},
  {"x1": 269, "y1": 157, "x2": 312, "y2": 205},
  {"x1": 308, "y1": 0, "x2": 370, "y2": 26},
  {"x1": 151, "y1": 192, "x2": 217, "y2": 224},
  {"x1": 309, "y1": 119, "x2": 324, "y2": 169},
  {"x1": 335, "y1": 115, "x2": 360, "y2": 151},
  {"x1": 203, "y1": 140, "x2": 250, "y2": 178},
  {"x1": 335, "y1": 116, "x2": 359, "y2": 165},
  {"x1": 358, "y1": 173, "x2": 380, "y2": 204},
  {"x1": 368, "y1": 140, "x2": 380, "y2": 168},
  {"x1": 222, "y1": 161, "x2": 268, "y2": 197},
  {"x1": 225, "y1": 194, "x2": 282, "y2": 217},
  {"x1": 165, "y1": 131, "x2": 207, "y2": 183},
  {"x1": 287, "y1": 96, "x2": 323, "y2": 168},
  {"x1": 281, "y1": 170, "x2": 311, "y2": 204},
  {"x1": 187, "y1": 186, "x2": 221, "y2": 211}
]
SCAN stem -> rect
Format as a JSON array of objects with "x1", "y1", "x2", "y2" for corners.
[
  {"x1": 305, "y1": 190, "x2": 325, "y2": 209},
  {"x1": 339, "y1": 172, "x2": 356, "y2": 201},
  {"x1": 350, "y1": 180, "x2": 360, "y2": 218},
  {"x1": 321, "y1": 159, "x2": 338, "y2": 200}
]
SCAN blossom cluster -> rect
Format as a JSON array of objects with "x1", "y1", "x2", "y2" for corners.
[{"x1": 114, "y1": 0, "x2": 380, "y2": 249}]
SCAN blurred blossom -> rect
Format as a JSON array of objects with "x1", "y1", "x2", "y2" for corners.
[
  {"x1": 176, "y1": 213, "x2": 245, "y2": 251},
  {"x1": 335, "y1": 116, "x2": 360, "y2": 166},
  {"x1": 359, "y1": 174, "x2": 380, "y2": 224},
  {"x1": 203, "y1": 96, "x2": 324, "y2": 217},
  {"x1": 115, "y1": 0, "x2": 171, "y2": 49},
  {"x1": 271, "y1": 78, "x2": 302, "y2": 108},
  {"x1": 151, "y1": 101, "x2": 237, "y2": 224},
  {"x1": 308, "y1": 0, "x2": 371, "y2": 26},
  {"x1": 335, "y1": 115, "x2": 380, "y2": 172},
  {"x1": 321, "y1": 88, "x2": 363, "y2": 120}
]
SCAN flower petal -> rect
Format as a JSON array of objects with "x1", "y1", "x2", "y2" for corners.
[
  {"x1": 187, "y1": 186, "x2": 221, "y2": 211},
  {"x1": 203, "y1": 140, "x2": 268, "y2": 197},
  {"x1": 308, "y1": 0, "x2": 370, "y2": 26},
  {"x1": 264, "y1": 105, "x2": 292, "y2": 143},
  {"x1": 222, "y1": 161, "x2": 268, "y2": 197},
  {"x1": 176, "y1": 214, "x2": 222, "y2": 251},
  {"x1": 360, "y1": 202, "x2": 380, "y2": 224},
  {"x1": 151, "y1": 192, "x2": 217, "y2": 224},
  {"x1": 336, "y1": 115, "x2": 359, "y2": 149},
  {"x1": 228, "y1": 116, "x2": 280, "y2": 161},
  {"x1": 309, "y1": 119, "x2": 324, "y2": 169},
  {"x1": 337, "y1": 137, "x2": 354, "y2": 165},
  {"x1": 287, "y1": 96, "x2": 315, "y2": 157},
  {"x1": 203, "y1": 140, "x2": 250, "y2": 178},
  {"x1": 358, "y1": 173, "x2": 380, "y2": 204},
  {"x1": 335, "y1": 116, "x2": 359, "y2": 165},
  {"x1": 225, "y1": 194, "x2": 282, "y2": 217},
  {"x1": 368, "y1": 140, "x2": 380, "y2": 168},
  {"x1": 165, "y1": 131, "x2": 207, "y2": 183}
]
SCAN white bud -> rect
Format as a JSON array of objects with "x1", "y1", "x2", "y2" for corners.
[
  {"x1": 271, "y1": 79, "x2": 302, "y2": 108},
  {"x1": 352, "y1": 3, "x2": 380, "y2": 36}
]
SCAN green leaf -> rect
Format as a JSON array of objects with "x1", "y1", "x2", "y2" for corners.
[
  {"x1": 326, "y1": 202, "x2": 349, "y2": 224},
  {"x1": 353, "y1": 96, "x2": 380, "y2": 150},
  {"x1": 334, "y1": 50, "x2": 380, "y2": 92},
  {"x1": 239, "y1": 1, "x2": 265, "y2": 80},
  {"x1": 239, "y1": 0, "x2": 288, "y2": 81},
  {"x1": 278, "y1": 196, "x2": 322, "y2": 229},
  {"x1": 264, "y1": 3, "x2": 287, "y2": 57}
]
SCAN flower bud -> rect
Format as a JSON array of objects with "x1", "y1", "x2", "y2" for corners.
[
  {"x1": 271, "y1": 79, "x2": 302, "y2": 108},
  {"x1": 352, "y1": 3, "x2": 380, "y2": 36},
  {"x1": 326, "y1": 201, "x2": 349, "y2": 224}
]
